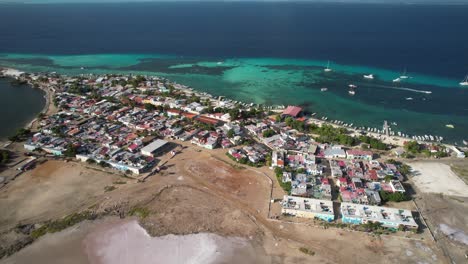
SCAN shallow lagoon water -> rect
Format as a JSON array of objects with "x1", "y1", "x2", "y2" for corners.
[
  {"x1": 0, "y1": 78, "x2": 46, "y2": 139},
  {"x1": 1, "y1": 53, "x2": 467, "y2": 143}
]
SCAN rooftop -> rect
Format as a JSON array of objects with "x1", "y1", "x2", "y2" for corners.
[
  {"x1": 282, "y1": 105, "x2": 302, "y2": 117},
  {"x1": 282, "y1": 195, "x2": 334, "y2": 215}
]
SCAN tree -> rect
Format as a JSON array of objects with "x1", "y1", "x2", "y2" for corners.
[
  {"x1": 262, "y1": 129, "x2": 276, "y2": 138},
  {"x1": 144, "y1": 103, "x2": 156, "y2": 111},
  {"x1": 227, "y1": 129, "x2": 235, "y2": 138},
  {"x1": 228, "y1": 108, "x2": 240, "y2": 120},
  {"x1": 64, "y1": 144, "x2": 78, "y2": 157},
  {"x1": 0, "y1": 150, "x2": 10, "y2": 165},
  {"x1": 99, "y1": 161, "x2": 110, "y2": 168},
  {"x1": 275, "y1": 115, "x2": 281, "y2": 123},
  {"x1": 404, "y1": 141, "x2": 421, "y2": 154}
]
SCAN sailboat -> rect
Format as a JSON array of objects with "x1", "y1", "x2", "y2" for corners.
[
  {"x1": 459, "y1": 75, "x2": 468, "y2": 86},
  {"x1": 400, "y1": 68, "x2": 409, "y2": 79},
  {"x1": 324, "y1": 61, "x2": 332, "y2": 72}
]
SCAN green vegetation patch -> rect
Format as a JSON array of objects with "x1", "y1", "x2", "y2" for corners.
[
  {"x1": 104, "y1": 185, "x2": 116, "y2": 192},
  {"x1": 299, "y1": 247, "x2": 315, "y2": 256},
  {"x1": 30, "y1": 211, "x2": 97, "y2": 240},
  {"x1": 0, "y1": 149, "x2": 10, "y2": 165},
  {"x1": 274, "y1": 167, "x2": 292, "y2": 194},
  {"x1": 379, "y1": 191, "x2": 410, "y2": 203},
  {"x1": 128, "y1": 207, "x2": 150, "y2": 219},
  {"x1": 113, "y1": 180, "x2": 127, "y2": 185}
]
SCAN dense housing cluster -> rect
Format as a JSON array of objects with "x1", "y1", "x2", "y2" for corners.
[{"x1": 12, "y1": 72, "x2": 437, "y2": 231}]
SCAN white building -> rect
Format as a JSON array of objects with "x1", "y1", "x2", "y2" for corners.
[
  {"x1": 141, "y1": 139, "x2": 169, "y2": 157},
  {"x1": 341, "y1": 202, "x2": 418, "y2": 229},
  {"x1": 281, "y1": 195, "x2": 334, "y2": 222}
]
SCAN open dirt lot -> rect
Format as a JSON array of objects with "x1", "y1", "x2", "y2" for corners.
[
  {"x1": 415, "y1": 193, "x2": 468, "y2": 263},
  {"x1": 1, "y1": 143, "x2": 450, "y2": 263},
  {"x1": 0, "y1": 160, "x2": 123, "y2": 232},
  {"x1": 409, "y1": 162, "x2": 468, "y2": 197}
]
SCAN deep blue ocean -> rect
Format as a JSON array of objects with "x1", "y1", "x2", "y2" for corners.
[
  {"x1": 1, "y1": 2, "x2": 468, "y2": 77},
  {"x1": 0, "y1": 2, "x2": 467, "y2": 142}
]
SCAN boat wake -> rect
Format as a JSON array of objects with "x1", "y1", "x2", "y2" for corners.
[{"x1": 359, "y1": 83, "x2": 432, "y2": 94}]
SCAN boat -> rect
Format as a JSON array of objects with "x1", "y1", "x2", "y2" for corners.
[
  {"x1": 446, "y1": 124, "x2": 455, "y2": 129},
  {"x1": 460, "y1": 75, "x2": 468, "y2": 86},
  {"x1": 349, "y1": 90, "x2": 356, "y2": 95},
  {"x1": 321, "y1": 87, "x2": 328, "y2": 92},
  {"x1": 391, "y1": 122, "x2": 397, "y2": 126},
  {"x1": 80, "y1": 67, "x2": 85, "y2": 70},
  {"x1": 324, "y1": 61, "x2": 332, "y2": 72},
  {"x1": 405, "y1": 97, "x2": 413, "y2": 101},
  {"x1": 348, "y1": 84, "x2": 357, "y2": 88},
  {"x1": 217, "y1": 61, "x2": 223, "y2": 65},
  {"x1": 363, "y1": 74, "x2": 374, "y2": 79},
  {"x1": 463, "y1": 140, "x2": 467, "y2": 145},
  {"x1": 393, "y1": 78, "x2": 401, "y2": 83},
  {"x1": 400, "y1": 68, "x2": 409, "y2": 79}
]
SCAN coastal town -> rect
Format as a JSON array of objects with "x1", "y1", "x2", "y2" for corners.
[{"x1": 1, "y1": 68, "x2": 468, "y2": 263}]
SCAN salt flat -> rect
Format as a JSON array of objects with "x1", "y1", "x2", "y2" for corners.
[{"x1": 409, "y1": 162, "x2": 468, "y2": 197}]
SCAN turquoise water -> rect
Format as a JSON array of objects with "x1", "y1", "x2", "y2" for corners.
[{"x1": 0, "y1": 53, "x2": 467, "y2": 143}]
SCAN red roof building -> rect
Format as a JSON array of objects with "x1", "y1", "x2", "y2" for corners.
[{"x1": 282, "y1": 105, "x2": 302, "y2": 117}]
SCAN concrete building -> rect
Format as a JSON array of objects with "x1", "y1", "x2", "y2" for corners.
[
  {"x1": 324, "y1": 147, "x2": 346, "y2": 159},
  {"x1": 141, "y1": 139, "x2": 169, "y2": 157},
  {"x1": 281, "y1": 195, "x2": 334, "y2": 222},
  {"x1": 450, "y1": 146, "x2": 466, "y2": 158},
  {"x1": 340, "y1": 203, "x2": 418, "y2": 229},
  {"x1": 346, "y1": 149, "x2": 373, "y2": 160}
]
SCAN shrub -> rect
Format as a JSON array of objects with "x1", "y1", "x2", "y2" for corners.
[
  {"x1": 299, "y1": 247, "x2": 315, "y2": 256},
  {"x1": 129, "y1": 207, "x2": 150, "y2": 219},
  {"x1": 104, "y1": 186, "x2": 116, "y2": 192}
]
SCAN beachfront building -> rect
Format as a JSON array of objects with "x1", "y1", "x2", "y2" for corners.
[
  {"x1": 282, "y1": 105, "x2": 303, "y2": 118},
  {"x1": 340, "y1": 203, "x2": 418, "y2": 230},
  {"x1": 281, "y1": 195, "x2": 335, "y2": 222},
  {"x1": 141, "y1": 139, "x2": 169, "y2": 157},
  {"x1": 346, "y1": 149, "x2": 373, "y2": 161}
]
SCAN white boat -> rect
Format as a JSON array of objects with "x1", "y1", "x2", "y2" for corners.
[
  {"x1": 324, "y1": 61, "x2": 332, "y2": 72},
  {"x1": 348, "y1": 84, "x2": 357, "y2": 88},
  {"x1": 405, "y1": 97, "x2": 413, "y2": 100},
  {"x1": 463, "y1": 140, "x2": 467, "y2": 145},
  {"x1": 363, "y1": 74, "x2": 374, "y2": 79},
  {"x1": 446, "y1": 124, "x2": 455, "y2": 129},
  {"x1": 459, "y1": 75, "x2": 468, "y2": 86},
  {"x1": 217, "y1": 61, "x2": 223, "y2": 65},
  {"x1": 400, "y1": 69, "x2": 409, "y2": 79},
  {"x1": 393, "y1": 78, "x2": 401, "y2": 83},
  {"x1": 391, "y1": 122, "x2": 397, "y2": 126},
  {"x1": 321, "y1": 87, "x2": 328, "y2": 92},
  {"x1": 349, "y1": 90, "x2": 356, "y2": 95}
]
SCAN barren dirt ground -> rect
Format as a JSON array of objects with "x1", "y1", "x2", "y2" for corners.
[{"x1": 0, "y1": 141, "x2": 450, "y2": 263}]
